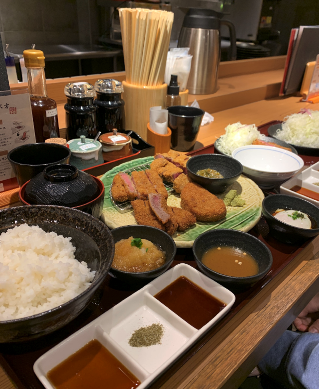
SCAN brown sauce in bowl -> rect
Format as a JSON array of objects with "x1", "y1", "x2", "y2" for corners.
[
  {"x1": 154, "y1": 276, "x2": 226, "y2": 329},
  {"x1": 202, "y1": 246, "x2": 259, "y2": 277},
  {"x1": 47, "y1": 339, "x2": 140, "y2": 389}
]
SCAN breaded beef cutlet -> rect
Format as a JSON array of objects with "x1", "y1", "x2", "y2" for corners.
[
  {"x1": 145, "y1": 169, "x2": 168, "y2": 199},
  {"x1": 150, "y1": 158, "x2": 182, "y2": 183},
  {"x1": 181, "y1": 182, "x2": 227, "y2": 222},
  {"x1": 111, "y1": 173, "x2": 129, "y2": 202},
  {"x1": 118, "y1": 172, "x2": 137, "y2": 200},
  {"x1": 173, "y1": 173, "x2": 191, "y2": 194},
  {"x1": 131, "y1": 199, "x2": 165, "y2": 230},
  {"x1": 131, "y1": 171, "x2": 157, "y2": 200},
  {"x1": 148, "y1": 193, "x2": 171, "y2": 224},
  {"x1": 155, "y1": 150, "x2": 189, "y2": 173},
  {"x1": 170, "y1": 206, "x2": 196, "y2": 231}
]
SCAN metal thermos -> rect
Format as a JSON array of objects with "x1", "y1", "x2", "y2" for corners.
[{"x1": 178, "y1": 9, "x2": 236, "y2": 95}]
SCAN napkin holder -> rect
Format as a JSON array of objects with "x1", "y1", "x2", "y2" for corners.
[{"x1": 147, "y1": 123, "x2": 171, "y2": 154}]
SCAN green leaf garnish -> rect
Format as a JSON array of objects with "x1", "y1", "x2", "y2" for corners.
[
  {"x1": 131, "y1": 238, "x2": 143, "y2": 249},
  {"x1": 146, "y1": 248, "x2": 148, "y2": 252},
  {"x1": 288, "y1": 211, "x2": 305, "y2": 220}
]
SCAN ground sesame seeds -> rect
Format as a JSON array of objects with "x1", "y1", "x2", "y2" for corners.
[{"x1": 129, "y1": 323, "x2": 164, "y2": 347}]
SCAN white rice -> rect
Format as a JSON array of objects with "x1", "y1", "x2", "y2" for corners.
[{"x1": 0, "y1": 224, "x2": 95, "y2": 321}]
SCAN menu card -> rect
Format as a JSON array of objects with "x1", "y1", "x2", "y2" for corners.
[{"x1": 0, "y1": 93, "x2": 35, "y2": 192}]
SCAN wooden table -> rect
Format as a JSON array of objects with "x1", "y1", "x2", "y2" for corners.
[{"x1": 2, "y1": 58, "x2": 319, "y2": 389}]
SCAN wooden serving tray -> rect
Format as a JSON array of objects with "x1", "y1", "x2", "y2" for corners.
[{"x1": 0, "y1": 121, "x2": 315, "y2": 389}]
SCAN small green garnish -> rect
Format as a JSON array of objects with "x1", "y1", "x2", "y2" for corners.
[
  {"x1": 131, "y1": 238, "x2": 143, "y2": 249},
  {"x1": 146, "y1": 248, "x2": 149, "y2": 252},
  {"x1": 288, "y1": 211, "x2": 305, "y2": 220}
]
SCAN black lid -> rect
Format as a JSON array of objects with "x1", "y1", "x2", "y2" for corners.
[
  {"x1": 167, "y1": 74, "x2": 179, "y2": 96},
  {"x1": 182, "y1": 8, "x2": 222, "y2": 30}
]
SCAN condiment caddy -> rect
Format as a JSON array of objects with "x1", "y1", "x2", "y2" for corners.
[
  {"x1": 34, "y1": 263, "x2": 235, "y2": 389},
  {"x1": 280, "y1": 160, "x2": 319, "y2": 206}
]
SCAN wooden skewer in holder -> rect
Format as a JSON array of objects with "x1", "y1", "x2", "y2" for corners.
[
  {"x1": 123, "y1": 81, "x2": 167, "y2": 140},
  {"x1": 147, "y1": 123, "x2": 171, "y2": 154}
]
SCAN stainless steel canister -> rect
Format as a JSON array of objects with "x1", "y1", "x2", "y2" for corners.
[{"x1": 178, "y1": 9, "x2": 236, "y2": 95}]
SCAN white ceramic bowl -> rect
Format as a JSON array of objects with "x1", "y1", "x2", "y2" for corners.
[{"x1": 232, "y1": 145, "x2": 304, "y2": 189}]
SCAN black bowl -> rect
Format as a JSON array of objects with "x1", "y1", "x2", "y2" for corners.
[
  {"x1": 262, "y1": 194, "x2": 319, "y2": 244},
  {"x1": 110, "y1": 225, "x2": 176, "y2": 285},
  {"x1": 0, "y1": 205, "x2": 114, "y2": 343},
  {"x1": 186, "y1": 154, "x2": 243, "y2": 194},
  {"x1": 193, "y1": 229, "x2": 273, "y2": 290},
  {"x1": 7, "y1": 143, "x2": 71, "y2": 186}
]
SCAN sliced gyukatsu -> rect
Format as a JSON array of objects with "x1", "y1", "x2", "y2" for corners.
[
  {"x1": 145, "y1": 169, "x2": 168, "y2": 198},
  {"x1": 118, "y1": 172, "x2": 137, "y2": 200},
  {"x1": 148, "y1": 193, "x2": 171, "y2": 224},
  {"x1": 131, "y1": 170, "x2": 157, "y2": 200},
  {"x1": 131, "y1": 199, "x2": 165, "y2": 230},
  {"x1": 111, "y1": 173, "x2": 129, "y2": 202}
]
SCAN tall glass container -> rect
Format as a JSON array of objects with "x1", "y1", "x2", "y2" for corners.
[
  {"x1": 23, "y1": 49, "x2": 60, "y2": 142},
  {"x1": 94, "y1": 79, "x2": 124, "y2": 134},
  {"x1": 64, "y1": 82, "x2": 97, "y2": 141}
]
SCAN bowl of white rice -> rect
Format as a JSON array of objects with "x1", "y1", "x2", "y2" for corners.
[{"x1": 0, "y1": 205, "x2": 114, "y2": 343}]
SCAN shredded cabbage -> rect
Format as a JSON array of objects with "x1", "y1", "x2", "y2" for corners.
[
  {"x1": 217, "y1": 122, "x2": 266, "y2": 155},
  {"x1": 276, "y1": 110, "x2": 319, "y2": 148}
]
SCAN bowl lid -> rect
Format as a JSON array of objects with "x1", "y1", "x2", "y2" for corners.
[
  {"x1": 68, "y1": 136, "x2": 101, "y2": 154},
  {"x1": 99, "y1": 129, "x2": 131, "y2": 146}
]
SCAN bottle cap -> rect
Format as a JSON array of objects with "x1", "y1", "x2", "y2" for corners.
[
  {"x1": 23, "y1": 49, "x2": 45, "y2": 68},
  {"x1": 167, "y1": 74, "x2": 179, "y2": 96},
  {"x1": 64, "y1": 82, "x2": 95, "y2": 98},
  {"x1": 94, "y1": 79, "x2": 123, "y2": 94}
]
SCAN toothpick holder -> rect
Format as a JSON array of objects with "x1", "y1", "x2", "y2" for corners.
[{"x1": 123, "y1": 81, "x2": 167, "y2": 140}]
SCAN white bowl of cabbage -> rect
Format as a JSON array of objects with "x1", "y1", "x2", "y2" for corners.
[{"x1": 232, "y1": 145, "x2": 304, "y2": 189}]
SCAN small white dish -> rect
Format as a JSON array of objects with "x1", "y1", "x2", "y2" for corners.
[
  {"x1": 232, "y1": 145, "x2": 304, "y2": 189},
  {"x1": 34, "y1": 263, "x2": 235, "y2": 389},
  {"x1": 280, "y1": 161, "x2": 319, "y2": 206}
]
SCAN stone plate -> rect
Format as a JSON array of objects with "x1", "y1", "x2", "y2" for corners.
[{"x1": 101, "y1": 157, "x2": 264, "y2": 248}]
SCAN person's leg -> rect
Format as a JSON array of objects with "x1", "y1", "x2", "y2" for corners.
[{"x1": 259, "y1": 330, "x2": 319, "y2": 389}]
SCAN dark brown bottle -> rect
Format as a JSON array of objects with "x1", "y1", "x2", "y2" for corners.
[{"x1": 23, "y1": 48, "x2": 60, "y2": 143}]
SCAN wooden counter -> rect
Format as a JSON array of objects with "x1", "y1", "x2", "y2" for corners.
[{"x1": 2, "y1": 56, "x2": 319, "y2": 389}]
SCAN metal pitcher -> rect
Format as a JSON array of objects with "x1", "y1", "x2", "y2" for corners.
[{"x1": 178, "y1": 9, "x2": 236, "y2": 95}]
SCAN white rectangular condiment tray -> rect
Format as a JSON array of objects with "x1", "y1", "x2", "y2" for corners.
[
  {"x1": 280, "y1": 161, "x2": 319, "y2": 206},
  {"x1": 34, "y1": 263, "x2": 235, "y2": 389}
]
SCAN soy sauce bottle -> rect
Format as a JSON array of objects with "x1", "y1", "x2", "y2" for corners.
[
  {"x1": 23, "y1": 48, "x2": 60, "y2": 142},
  {"x1": 94, "y1": 79, "x2": 124, "y2": 134},
  {"x1": 64, "y1": 82, "x2": 97, "y2": 141}
]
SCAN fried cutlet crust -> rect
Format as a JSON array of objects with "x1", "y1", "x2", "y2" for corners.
[
  {"x1": 181, "y1": 183, "x2": 226, "y2": 222},
  {"x1": 150, "y1": 158, "x2": 182, "y2": 183},
  {"x1": 111, "y1": 173, "x2": 129, "y2": 202},
  {"x1": 145, "y1": 169, "x2": 168, "y2": 198},
  {"x1": 148, "y1": 193, "x2": 171, "y2": 224},
  {"x1": 170, "y1": 206, "x2": 196, "y2": 231},
  {"x1": 131, "y1": 171, "x2": 157, "y2": 200},
  {"x1": 131, "y1": 200, "x2": 165, "y2": 230},
  {"x1": 173, "y1": 173, "x2": 191, "y2": 194}
]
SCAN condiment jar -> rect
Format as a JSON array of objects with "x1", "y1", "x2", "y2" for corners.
[
  {"x1": 94, "y1": 79, "x2": 124, "y2": 134},
  {"x1": 99, "y1": 129, "x2": 133, "y2": 162},
  {"x1": 67, "y1": 135, "x2": 104, "y2": 170},
  {"x1": 64, "y1": 82, "x2": 97, "y2": 141}
]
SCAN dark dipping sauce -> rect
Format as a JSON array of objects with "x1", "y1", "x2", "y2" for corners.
[
  {"x1": 47, "y1": 339, "x2": 140, "y2": 389},
  {"x1": 290, "y1": 185, "x2": 319, "y2": 202},
  {"x1": 154, "y1": 276, "x2": 226, "y2": 329}
]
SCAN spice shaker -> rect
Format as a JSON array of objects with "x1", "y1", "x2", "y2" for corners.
[
  {"x1": 64, "y1": 82, "x2": 97, "y2": 141},
  {"x1": 67, "y1": 135, "x2": 103, "y2": 170},
  {"x1": 94, "y1": 79, "x2": 124, "y2": 134}
]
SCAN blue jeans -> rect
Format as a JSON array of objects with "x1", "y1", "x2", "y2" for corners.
[{"x1": 258, "y1": 330, "x2": 319, "y2": 389}]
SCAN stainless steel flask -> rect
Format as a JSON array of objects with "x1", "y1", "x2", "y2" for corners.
[{"x1": 178, "y1": 9, "x2": 236, "y2": 95}]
